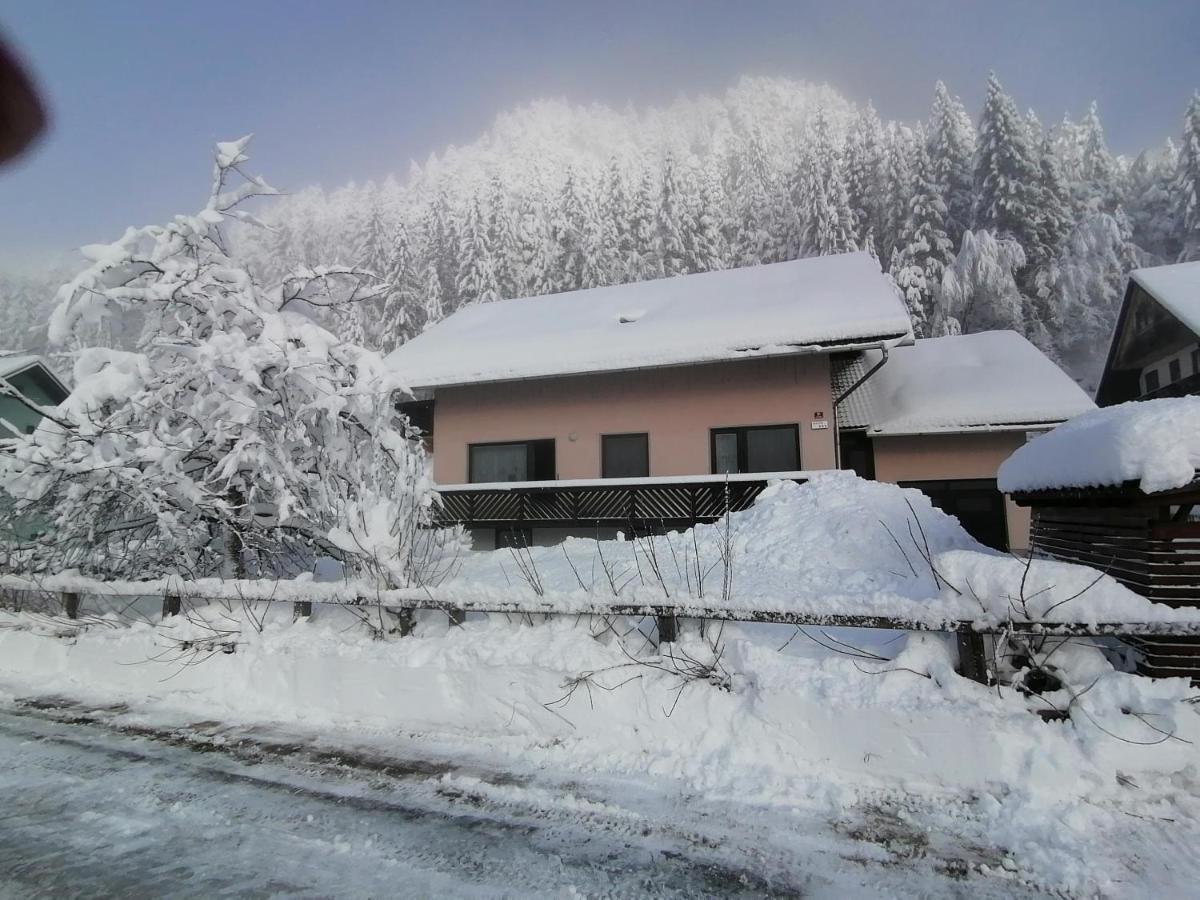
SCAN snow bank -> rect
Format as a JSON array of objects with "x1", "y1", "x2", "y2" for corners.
[
  {"x1": 998, "y1": 397, "x2": 1200, "y2": 494},
  {"x1": 448, "y1": 472, "x2": 1200, "y2": 625}
]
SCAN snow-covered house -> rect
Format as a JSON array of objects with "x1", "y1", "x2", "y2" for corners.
[
  {"x1": 1096, "y1": 260, "x2": 1200, "y2": 405},
  {"x1": 385, "y1": 252, "x2": 1092, "y2": 551},
  {"x1": 0, "y1": 355, "x2": 68, "y2": 444}
]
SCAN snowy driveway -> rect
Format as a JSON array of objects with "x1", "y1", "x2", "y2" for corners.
[{"x1": 0, "y1": 700, "x2": 1046, "y2": 899}]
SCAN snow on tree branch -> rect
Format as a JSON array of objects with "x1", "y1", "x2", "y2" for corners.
[{"x1": 2, "y1": 136, "x2": 463, "y2": 586}]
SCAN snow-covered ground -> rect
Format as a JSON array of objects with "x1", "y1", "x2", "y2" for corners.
[
  {"x1": 0, "y1": 698, "x2": 1069, "y2": 898},
  {"x1": 1, "y1": 600, "x2": 1198, "y2": 896}
]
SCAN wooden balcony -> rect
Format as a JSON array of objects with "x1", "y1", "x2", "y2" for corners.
[{"x1": 432, "y1": 472, "x2": 810, "y2": 530}]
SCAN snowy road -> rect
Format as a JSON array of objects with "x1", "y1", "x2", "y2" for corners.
[{"x1": 0, "y1": 699, "x2": 1049, "y2": 898}]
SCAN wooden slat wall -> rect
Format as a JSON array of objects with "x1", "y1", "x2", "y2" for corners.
[{"x1": 1031, "y1": 504, "x2": 1200, "y2": 679}]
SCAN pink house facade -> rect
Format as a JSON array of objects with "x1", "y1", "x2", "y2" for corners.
[{"x1": 386, "y1": 253, "x2": 1093, "y2": 552}]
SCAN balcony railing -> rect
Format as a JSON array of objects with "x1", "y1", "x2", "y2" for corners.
[{"x1": 432, "y1": 471, "x2": 810, "y2": 529}]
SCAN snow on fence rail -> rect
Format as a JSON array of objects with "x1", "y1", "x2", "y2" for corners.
[{"x1": 7, "y1": 573, "x2": 1200, "y2": 685}]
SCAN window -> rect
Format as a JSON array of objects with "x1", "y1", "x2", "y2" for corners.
[
  {"x1": 601, "y1": 433, "x2": 649, "y2": 478},
  {"x1": 1192, "y1": 348, "x2": 1200, "y2": 375},
  {"x1": 468, "y1": 439, "x2": 555, "y2": 483},
  {"x1": 710, "y1": 425, "x2": 800, "y2": 474},
  {"x1": 1143, "y1": 368, "x2": 1161, "y2": 393},
  {"x1": 1170, "y1": 358, "x2": 1182, "y2": 383}
]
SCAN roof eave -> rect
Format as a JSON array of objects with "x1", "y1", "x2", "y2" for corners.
[{"x1": 869, "y1": 419, "x2": 1070, "y2": 438}]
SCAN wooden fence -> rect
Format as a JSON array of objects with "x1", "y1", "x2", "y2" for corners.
[{"x1": 6, "y1": 576, "x2": 1200, "y2": 686}]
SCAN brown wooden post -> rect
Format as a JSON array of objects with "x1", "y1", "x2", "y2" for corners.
[
  {"x1": 393, "y1": 607, "x2": 416, "y2": 636},
  {"x1": 956, "y1": 630, "x2": 990, "y2": 684},
  {"x1": 162, "y1": 594, "x2": 181, "y2": 618},
  {"x1": 63, "y1": 591, "x2": 80, "y2": 620},
  {"x1": 656, "y1": 613, "x2": 678, "y2": 646},
  {"x1": 293, "y1": 601, "x2": 312, "y2": 619}
]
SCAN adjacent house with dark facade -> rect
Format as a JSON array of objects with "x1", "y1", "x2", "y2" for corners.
[
  {"x1": 1096, "y1": 259, "x2": 1200, "y2": 405},
  {"x1": 385, "y1": 252, "x2": 1093, "y2": 552},
  {"x1": 0, "y1": 355, "x2": 68, "y2": 444}
]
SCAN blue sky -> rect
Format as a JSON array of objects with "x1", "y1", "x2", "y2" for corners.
[{"x1": 1, "y1": 0, "x2": 1198, "y2": 266}]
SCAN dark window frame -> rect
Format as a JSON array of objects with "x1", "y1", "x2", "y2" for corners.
[
  {"x1": 1144, "y1": 368, "x2": 1161, "y2": 393},
  {"x1": 601, "y1": 432, "x2": 650, "y2": 479},
  {"x1": 468, "y1": 438, "x2": 556, "y2": 483},
  {"x1": 1192, "y1": 348, "x2": 1200, "y2": 376},
  {"x1": 1169, "y1": 358, "x2": 1182, "y2": 383},
  {"x1": 710, "y1": 424, "x2": 801, "y2": 475}
]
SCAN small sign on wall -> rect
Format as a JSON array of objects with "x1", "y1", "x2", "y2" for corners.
[{"x1": 811, "y1": 410, "x2": 829, "y2": 430}]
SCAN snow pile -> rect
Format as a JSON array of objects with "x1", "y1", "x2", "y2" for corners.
[
  {"x1": 998, "y1": 397, "x2": 1200, "y2": 494},
  {"x1": 860, "y1": 331, "x2": 1094, "y2": 434},
  {"x1": 383, "y1": 252, "x2": 912, "y2": 389},
  {"x1": 448, "y1": 472, "x2": 1200, "y2": 625}
]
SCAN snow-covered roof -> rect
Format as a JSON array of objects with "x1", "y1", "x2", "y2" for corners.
[
  {"x1": 0, "y1": 354, "x2": 41, "y2": 380},
  {"x1": 858, "y1": 331, "x2": 1094, "y2": 436},
  {"x1": 998, "y1": 397, "x2": 1200, "y2": 495},
  {"x1": 385, "y1": 252, "x2": 913, "y2": 389},
  {"x1": 1131, "y1": 261, "x2": 1200, "y2": 335}
]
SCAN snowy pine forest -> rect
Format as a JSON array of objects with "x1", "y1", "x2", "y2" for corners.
[{"x1": 5, "y1": 74, "x2": 1200, "y2": 389}]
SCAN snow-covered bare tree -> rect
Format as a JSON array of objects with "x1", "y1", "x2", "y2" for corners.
[
  {"x1": 0, "y1": 136, "x2": 461, "y2": 586},
  {"x1": 933, "y1": 229, "x2": 1026, "y2": 336}
]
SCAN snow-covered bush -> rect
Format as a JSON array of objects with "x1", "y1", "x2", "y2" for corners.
[{"x1": 0, "y1": 136, "x2": 463, "y2": 586}]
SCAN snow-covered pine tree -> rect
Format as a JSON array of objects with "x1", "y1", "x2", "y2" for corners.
[
  {"x1": 599, "y1": 157, "x2": 637, "y2": 284},
  {"x1": 690, "y1": 159, "x2": 730, "y2": 273},
  {"x1": 456, "y1": 192, "x2": 501, "y2": 305},
  {"x1": 1176, "y1": 92, "x2": 1200, "y2": 262},
  {"x1": 729, "y1": 128, "x2": 779, "y2": 267},
  {"x1": 1079, "y1": 101, "x2": 1120, "y2": 214},
  {"x1": 485, "y1": 173, "x2": 521, "y2": 299},
  {"x1": 889, "y1": 138, "x2": 953, "y2": 336},
  {"x1": 844, "y1": 102, "x2": 887, "y2": 256},
  {"x1": 425, "y1": 189, "x2": 461, "y2": 311},
  {"x1": 926, "y1": 81, "x2": 976, "y2": 249},
  {"x1": 380, "y1": 217, "x2": 417, "y2": 346},
  {"x1": 335, "y1": 199, "x2": 392, "y2": 348},
  {"x1": 973, "y1": 73, "x2": 1042, "y2": 255},
  {"x1": 879, "y1": 123, "x2": 917, "y2": 262},
  {"x1": 1, "y1": 136, "x2": 458, "y2": 585},
  {"x1": 516, "y1": 189, "x2": 558, "y2": 296},
  {"x1": 657, "y1": 152, "x2": 693, "y2": 276},
  {"x1": 794, "y1": 108, "x2": 856, "y2": 257},
  {"x1": 1029, "y1": 135, "x2": 1072, "y2": 273}
]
